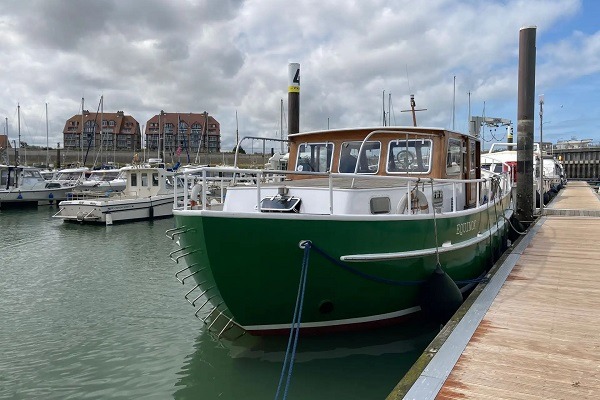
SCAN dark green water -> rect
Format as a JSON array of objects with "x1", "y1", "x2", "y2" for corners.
[{"x1": 0, "y1": 207, "x2": 436, "y2": 399}]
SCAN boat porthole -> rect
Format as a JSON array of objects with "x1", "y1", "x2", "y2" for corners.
[{"x1": 318, "y1": 300, "x2": 334, "y2": 314}]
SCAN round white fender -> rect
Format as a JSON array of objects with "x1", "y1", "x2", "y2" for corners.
[{"x1": 397, "y1": 189, "x2": 430, "y2": 214}]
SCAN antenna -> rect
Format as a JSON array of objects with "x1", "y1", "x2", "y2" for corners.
[{"x1": 400, "y1": 94, "x2": 427, "y2": 127}]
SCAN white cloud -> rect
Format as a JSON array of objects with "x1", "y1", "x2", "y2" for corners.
[{"x1": 1, "y1": 0, "x2": 598, "y2": 153}]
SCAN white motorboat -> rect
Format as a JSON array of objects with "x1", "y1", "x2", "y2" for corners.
[
  {"x1": 78, "y1": 169, "x2": 126, "y2": 194},
  {"x1": 0, "y1": 165, "x2": 74, "y2": 208},
  {"x1": 47, "y1": 167, "x2": 89, "y2": 190},
  {"x1": 53, "y1": 164, "x2": 181, "y2": 225}
]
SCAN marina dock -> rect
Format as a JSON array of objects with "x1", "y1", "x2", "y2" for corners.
[{"x1": 389, "y1": 181, "x2": 600, "y2": 399}]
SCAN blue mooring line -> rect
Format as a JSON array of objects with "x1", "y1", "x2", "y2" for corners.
[
  {"x1": 274, "y1": 241, "x2": 311, "y2": 400},
  {"x1": 273, "y1": 238, "x2": 492, "y2": 399}
]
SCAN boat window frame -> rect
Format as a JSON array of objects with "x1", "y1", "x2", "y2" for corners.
[
  {"x1": 295, "y1": 142, "x2": 334, "y2": 173},
  {"x1": 152, "y1": 173, "x2": 159, "y2": 187},
  {"x1": 446, "y1": 138, "x2": 463, "y2": 176},
  {"x1": 338, "y1": 140, "x2": 381, "y2": 174},
  {"x1": 130, "y1": 172, "x2": 138, "y2": 187},
  {"x1": 141, "y1": 172, "x2": 148, "y2": 187},
  {"x1": 386, "y1": 138, "x2": 433, "y2": 174},
  {"x1": 369, "y1": 196, "x2": 391, "y2": 214}
]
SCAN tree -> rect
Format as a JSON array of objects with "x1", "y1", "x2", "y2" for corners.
[{"x1": 233, "y1": 145, "x2": 246, "y2": 154}]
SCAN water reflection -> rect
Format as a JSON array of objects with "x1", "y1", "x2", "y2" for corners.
[{"x1": 174, "y1": 319, "x2": 437, "y2": 400}]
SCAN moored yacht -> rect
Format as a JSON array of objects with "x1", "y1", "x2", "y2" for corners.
[
  {"x1": 167, "y1": 126, "x2": 514, "y2": 336},
  {"x1": 0, "y1": 164, "x2": 74, "y2": 208},
  {"x1": 53, "y1": 162, "x2": 181, "y2": 225}
]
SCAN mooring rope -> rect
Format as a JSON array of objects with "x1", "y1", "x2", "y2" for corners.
[
  {"x1": 309, "y1": 242, "x2": 424, "y2": 286},
  {"x1": 274, "y1": 241, "x2": 311, "y2": 400},
  {"x1": 429, "y1": 179, "x2": 441, "y2": 268},
  {"x1": 308, "y1": 241, "x2": 488, "y2": 286}
]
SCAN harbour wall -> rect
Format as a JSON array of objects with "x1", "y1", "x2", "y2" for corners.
[{"x1": 3, "y1": 149, "x2": 274, "y2": 169}]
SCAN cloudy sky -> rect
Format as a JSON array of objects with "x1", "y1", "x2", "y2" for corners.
[{"x1": 1, "y1": 0, "x2": 599, "y2": 152}]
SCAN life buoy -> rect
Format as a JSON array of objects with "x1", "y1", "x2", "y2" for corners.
[{"x1": 397, "y1": 189, "x2": 429, "y2": 214}]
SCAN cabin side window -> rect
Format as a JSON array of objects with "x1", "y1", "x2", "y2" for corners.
[
  {"x1": 152, "y1": 173, "x2": 159, "y2": 186},
  {"x1": 141, "y1": 173, "x2": 148, "y2": 187},
  {"x1": 296, "y1": 142, "x2": 333, "y2": 173},
  {"x1": 387, "y1": 139, "x2": 432, "y2": 173},
  {"x1": 470, "y1": 139, "x2": 476, "y2": 174},
  {"x1": 1, "y1": 170, "x2": 8, "y2": 186},
  {"x1": 130, "y1": 173, "x2": 137, "y2": 187},
  {"x1": 338, "y1": 141, "x2": 381, "y2": 174},
  {"x1": 446, "y1": 138, "x2": 462, "y2": 176}
]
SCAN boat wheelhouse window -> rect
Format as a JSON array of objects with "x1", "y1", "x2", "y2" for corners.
[
  {"x1": 141, "y1": 173, "x2": 148, "y2": 187},
  {"x1": 339, "y1": 141, "x2": 381, "y2": 174},
  {"x1": 152, "y1": 173, "x2": 159, "y2": 186},
  {"x1": 370, "y1": 197, "x2": 391, "y2": 214},
  {"x1": 387, "y1": 139, "x2": 432, "y2": 173},
  {"x1": 130, "y1": 173, "x2": 138, "y2": 187},
  {"x1": 446, "y1": 138, "x2": 462, "y2": 176},
  {"x1": 296, "y1": 142, "x2": 333, "y2": 172}
]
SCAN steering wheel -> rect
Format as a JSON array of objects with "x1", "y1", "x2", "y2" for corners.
[{"x1": 396, "y1": 150, "x2": 415, "y2": 169}]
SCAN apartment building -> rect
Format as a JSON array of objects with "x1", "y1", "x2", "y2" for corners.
[
  {"x1": 63, "y1": 110, "x2": 141, "y2": 151},
  {"x1": 145, "y1": 112, "x2": 220, "y2": 153}
]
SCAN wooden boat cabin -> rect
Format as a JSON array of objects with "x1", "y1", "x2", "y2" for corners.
[{"x1": 287, "y1": 126, "x2": 482, "y2": 208}]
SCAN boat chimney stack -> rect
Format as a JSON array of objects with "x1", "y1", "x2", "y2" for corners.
[
  {"x1": 515, "y1": 26, "x2": 537, "y2": 224},
  {"x1": 288, "y1": 63, "x2": 300, "y2": 135}
]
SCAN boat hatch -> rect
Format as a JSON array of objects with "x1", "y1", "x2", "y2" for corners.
[{"x1": 260, "y1": 196, "x2": 301, "y2": 213}]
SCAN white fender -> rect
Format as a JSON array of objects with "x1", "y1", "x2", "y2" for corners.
[
  {"x1": 190, "y1": 184, "x2": 203, "y2": 207},
  {"x1": 397, "y1": 189, "x2": 430, "y2": 214}
]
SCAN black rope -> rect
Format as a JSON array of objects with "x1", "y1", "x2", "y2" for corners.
[{"x1": 304, "y1": 241, "x2": 489, "y2": 286}]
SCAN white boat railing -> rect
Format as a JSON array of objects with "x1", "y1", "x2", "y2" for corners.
[{"x1": 174, "y1": 166, "x2": 512, "y2": 214}]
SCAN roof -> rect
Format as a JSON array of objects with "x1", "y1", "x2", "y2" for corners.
[
  {"x1": 62, "y1": 111, "x2": 139, "y2": 135},
  {"x1": 144, "y1": 112, "x2": 220, "y2": 134},
  {"x1": 288, "y1": 126, "x2": 479, "y2": 141}
]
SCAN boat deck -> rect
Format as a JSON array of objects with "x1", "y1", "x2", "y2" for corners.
[{"x1": 391, "y1": 181, "x2": 600, "y2": 399}]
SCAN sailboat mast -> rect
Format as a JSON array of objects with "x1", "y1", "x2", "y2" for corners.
[
  {"x1": 17, "y1": 103, "x2": 21, "y2": 151},
  {"x1": 280, "y1": 99, "x2": 284, "y2": 153},
  {"x1": 235, "y1": 110, "x2": 240, "y2": 147},
  {"x1": 388, "y1": 92, "x2": 391, "y2": 126},
  {"x1": 452, "y1": 76, "x2": 456, "y2": 130},
  {"x1": 81, "y1": 97, "x2": 84, "y2": 165},
  {"x1": 45, "y1": 103, "x2": 49, "y2": 167},
  {"x1": 382, "y1": 90, "x2": 386, "y2": 126}
]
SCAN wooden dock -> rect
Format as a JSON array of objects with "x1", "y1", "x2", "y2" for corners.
[{"x1": 392, "y1": 181, "x2": 600, "y2": 399}]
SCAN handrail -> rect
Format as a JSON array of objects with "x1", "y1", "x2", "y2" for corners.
[{"x1": 175, "y1": 165, "x2": 511, "y2": 215}]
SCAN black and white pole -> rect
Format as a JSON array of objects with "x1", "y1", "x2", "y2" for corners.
[{"x1": 288, "y1": 63, "x2": 300, "y2": 136}]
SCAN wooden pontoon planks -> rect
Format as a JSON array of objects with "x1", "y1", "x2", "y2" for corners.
[
  {"x1": 546, "y1": 181, "x2": 600, "y2": 210},
  {"x1": 434, "y1": 183, "x2": 600, "y2": 400}
]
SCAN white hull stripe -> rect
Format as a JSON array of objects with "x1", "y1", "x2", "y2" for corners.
[{"x1": 341, "y1": 209, "x2": 513, "y2": 262}]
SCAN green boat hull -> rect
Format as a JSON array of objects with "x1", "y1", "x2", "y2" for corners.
[{"x1": 174, "y1": 195, "x2": 512, "y2": 334}]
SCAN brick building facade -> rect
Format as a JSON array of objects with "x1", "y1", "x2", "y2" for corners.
[
  {"x1": 62, "y1": 110, "x2": 141, "y2": 151},
  {"x1": 145, "y1": 112, "x2": 220, "y2": 153}
]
